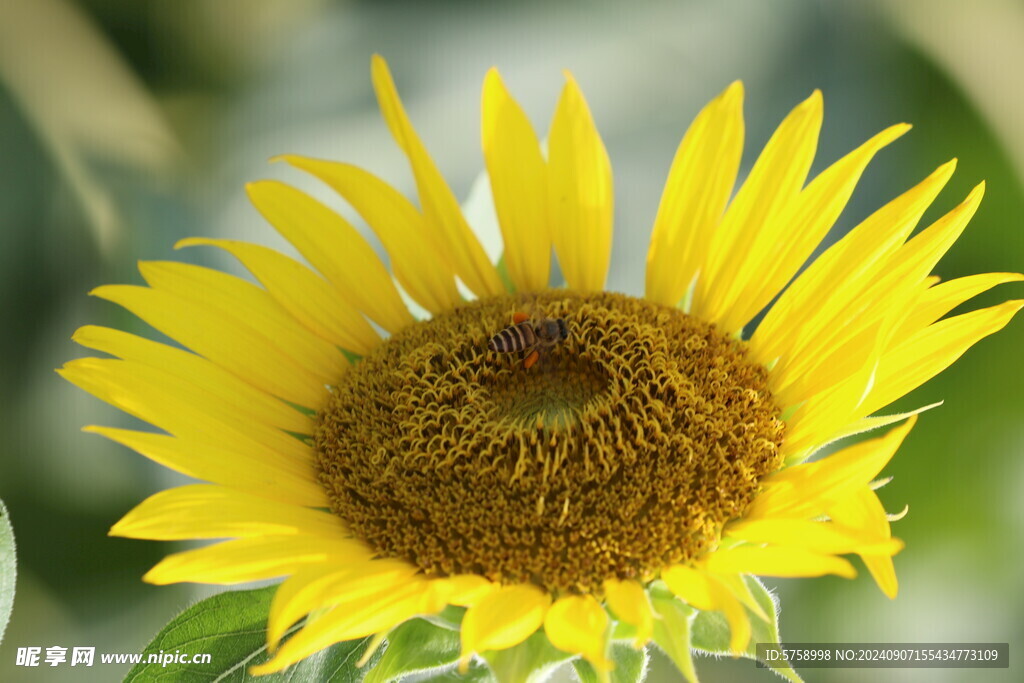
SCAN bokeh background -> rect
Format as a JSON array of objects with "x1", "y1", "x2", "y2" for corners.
[{"x1": 0, "y1": 0, "x2": 1021, "y2": 681}]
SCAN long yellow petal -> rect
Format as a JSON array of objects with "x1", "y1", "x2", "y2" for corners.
[
  {"x1": 256, "y1": 575, "x2": 427, "y2": 675},
  {"x1": 692, "y1": 90, "x2": 822, "y2": 324},
  {"x1": 893, "y1": 272, "x2": 1024, "y2": 345},
  {"x1": 603, "y1": 578, "x2": 654, "y2": 648},
  {"x1": 143, "y1": 535, "x2": 362, "y2": 585},
  {"x1": 441, "y1": 574, "x2": 497, "y2": 607},
  {"x1": 278, "y1": 156, "x2": 461, "y2": 314},
  {"x1": 829, "y1": 488, "x2": 901, "y2": 599},
  {"x1": 544, "y1": 595, "x2": 612, "y2": 670},
  {"x1": 726, "y1": 519, "x2": 903, "y2": 556},
  {"x1": 71, "y1": 325, "x2": 312, "y2": 435},
  {"x1": 266, "y1": 561, "x2": 422, "y2": 651},
  {"x1": 176, "y1": 238, "x2": 380, "y2": 355},
  {"x1": 246, "y1": 179, "x2": 413, "y2": 333},
  {"x1": 482, "y1": 68, "x2": 549, "y2": 292},
  {"x1": 370, "y1": 55, "x2": 503, "y2": 298},
  {"x1": 862, "y1": 299, "x2": 1023, "y2": 416},
  {"x1": 459, "y1": 584, "x2": 551, "y2": 669},
  {"x1": 717, "y1": 124, "x2": 910, "y2": 334},
  {"x1": 83, "y1": 426, "x2": 327, "y2": 507},
  {"x1": 59, "y1": 358, "x2": 313, "y2": 465},
  {"x1": 704, "y1": 546, "x2": 856, "y2": 579},
  {"x1": 547, "y1": 72, "x2": 613, "y2": 292},
  {"x1": 645, "y1": 81, "x2": 744, "y2": 307},
  {"x1": 91, "y1": 280, "x2": 339, "y2": 410},
  {"x1": 752, "y1": 159, "x2": 956, "y2": 365},
  {"x1": 772, "y1": 182, "x2": 985, "y2": 399},
  {"x1": 749, "y1": 418, "x2": 916, "y2": 521},
  {"x1": 109, "y1": 484, "x2": 352, "y2": 541}
]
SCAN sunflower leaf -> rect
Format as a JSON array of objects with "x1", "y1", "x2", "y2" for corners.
[
  {"x1": 0, "y1": 498, "x2": 16, "y2": 645},
  {"x1": 481, "y1": 630, "x2": 574, "y2": 683},
  {"x1": 572, "y1": 643, "x2": 649, "y2": 682},
  {"x1": 363, "y1": 617, "x2": 461, "y2": 683},
  {"x1": 123, "y1": 585, "x2": 381, "y2": 682},
  {"x1": 689, "y1": 576, "x2": 803, "y2": 682},
  {"x1": 648, "y1": 589, "x2": 699, "y2": 683}
]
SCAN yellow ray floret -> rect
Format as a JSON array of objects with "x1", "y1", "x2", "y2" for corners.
[
  {"x1": 646, "y1": 81, "x2": 743, "y2": 308},
  {"x1": 371, "y1": 54, "x2": 503, "y2": 299},
  {"x1": 547, "y1": 72, "x2": 614, "y2": 292},
  {"x1": 482, "y1": 67, "x2": 550, "y2": 293}
]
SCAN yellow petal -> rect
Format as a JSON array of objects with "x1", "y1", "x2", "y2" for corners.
[
  {"x1": 769, "y1": 181, "x2": 985, "y2": 400},
  {"x1": 482, "y1": 68, "x2": 550, "y2": 292},
  {"x1": 661, "y1": 565, "x2": 714, "y2": 611},
  {"x1": 109, "y1": 484, "x2": 352, "y2": 541},
  {"x1": 71, "y1": 325, "x2": 312, "y2": 435},
  {"x1": 277, "y1": 156, "x2": 461, "y2": 314},
  {"x1": 256, "y1": 574, "x2": 427, "y2": 675},
  {"x1": 59, "y1": 357, "x2": 313, "y2": 466},
  {"x1": 892, "y1": 272, "x2": 1024, "y2": 341},
  {"x1": 726, "y1": 519, "x2": 903, "y2": 556},
  {"x1": 750, "y1": 417, "x2": 916, "y2": 520},
  {"x1": 90, "y1": 280, "x2": 338, "y2": 410},
  {"x1": 752, "y1": 159, "x2": 956, "y2": 366},
  {"x1": 603, "y1": 578, "x2": 654, "y2": 647},
  {"x1": 444, "y1": 574, "x2": 498, "y2": 607},
  {"x1": 547, "y1": 72, "x2": 613, "y2": 292},
  {"x1": 717, "y1": 123, "x2": 910, "y2": 334},
  {"x1": 544, "y1": 595, "x2": 612, "y2": 670},
  {"x1": 370, "y1": 55, "x2": 503, "y2": 299},
  {"x1": 662, "y1": 566, "x2": 749, "y2": 653},
  {"x1": 459, "y1": 584, "x2": 551, "y2": 669},
  {"x1": 83, "y1": 426, "x2": 327, "y2": 507},
  {"x1": 143, "y1": 535, "x2": 364, "y2": 585},
  {"x1": 861, "y1": 300, "x2": 1024, "y2": 416},
  {"x1": 645, "y1": 81, "x2": 744, "y2": 307},
  {"x1": 829, "y1": 487, "x2": 902, "y2": 599},
  {"x1": 176, "y1": 238, "x2": 380, "y2": 355},
  {"x1": 246, "y1": 179, "x2": 413, "y2": 333},
  {"x1": 708, "y1": 578, "x2": 751, "y2": 654},
  {"x1": 266, "y1": 561, "x2": 421, "y2": 650},
  {"x1": 704, "y1": 546, "x2": 856, "y2": 579},
  {"x1": 692, "y1": 90, "x2": 822, "y2": 325}
]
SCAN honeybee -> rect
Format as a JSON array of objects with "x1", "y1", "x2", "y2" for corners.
[{"x1": 487, "y1": 312, "x2": 570, "y2": 369}]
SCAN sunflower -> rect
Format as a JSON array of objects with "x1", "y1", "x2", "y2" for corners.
[{"x1": 61, "y1": 55, "x2": 1022, "y2": 681}]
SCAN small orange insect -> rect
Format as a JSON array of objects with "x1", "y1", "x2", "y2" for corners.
[{"x1": 487, "y1": 312, "x2": 569, "y2": 369}]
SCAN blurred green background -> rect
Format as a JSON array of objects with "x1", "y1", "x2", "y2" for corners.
[{"x1": 0, "y1": 0, "x2": 1021, "y2": 681}]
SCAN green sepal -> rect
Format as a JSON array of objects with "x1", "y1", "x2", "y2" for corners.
[
  {"x1": 648, "y1": 586, "x2": 699, "y2": 683},
  {"x1": 572, "y1": 643, "x2": 648, "y2": 683},
  {"x1": 363, "y1": 618, "x2": 461, "y2": 683},
  {"x1": 0, "y1": 498, "x2": 15, "y2": 645},
  {"x1": 124, "y1": 585, "x2": 382, "y2": 682},
  {"x1": 690, "y1": 576, "x2": 803, "y2": 682},
  {"x1": 481, "y1": 629, "x2": 574, "y2": 683}
]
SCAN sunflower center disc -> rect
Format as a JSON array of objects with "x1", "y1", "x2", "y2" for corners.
[{"x1": 317, "y1": 291, "x2": 785, "y2": 593}]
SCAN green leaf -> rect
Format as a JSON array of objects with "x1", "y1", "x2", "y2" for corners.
[
  {"x1": 573, "y1": 643, "x2": 648, "y2": 683},
  {"x1": 689, "y1": 576, "x2": 802, "y2": 683},
  {"x1": 124, "y1": 585, "x2": 381, "y2": 682},
  {"x1": 482, "y1": 630, "x2": 574, "y2": 683},
  {"x1": 648, "y1": 588, "x2": 698, "y2": 683},
  {"x1": 363, "y1": 618, "x2": 461, "y2": 683},
  {"x1": 0, "y1": 498, "x2": 15, "y2": 645}
]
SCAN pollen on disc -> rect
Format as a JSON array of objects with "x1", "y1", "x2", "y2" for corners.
[{"x1": 315, "y1": 291, "x2": 785, "y2": 594}]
